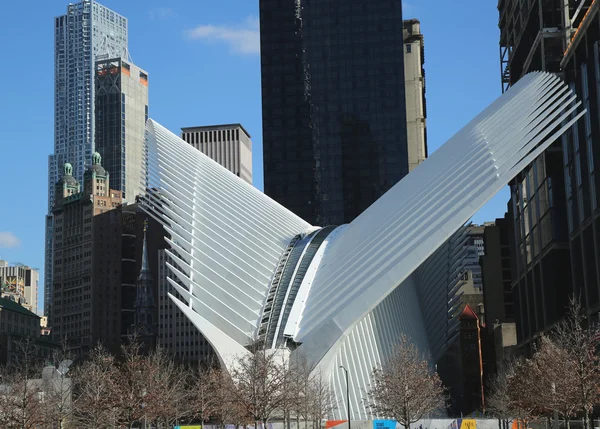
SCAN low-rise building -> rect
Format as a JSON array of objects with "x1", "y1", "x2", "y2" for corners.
[
  {"x1": 0, "y1": 261, "x2": 39, "y2": 314},
  {"x1": 0, "y1": 297, "x2": 61, "y2": 367},
  {"x1": 40, "y1": 316, "x2": 51, "y2": 336}
]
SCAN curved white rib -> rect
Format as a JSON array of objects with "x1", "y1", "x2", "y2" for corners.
[{"x1": 141, "y1": 120, "x2": 310, "y2": 346}]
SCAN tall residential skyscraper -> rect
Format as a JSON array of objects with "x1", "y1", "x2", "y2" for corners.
[
  {"x1": 46, "y1": 1, "x2": 128, "y2": 317},
  {"x1": 95, "y1": 57, "x2": 149, "y2": 202},
  {"x1": 259, "y1": 1, "x2": 409, "y2": 226},
  {"x1": 181, "y1": 124, "x2": 253, "y2": 184}
]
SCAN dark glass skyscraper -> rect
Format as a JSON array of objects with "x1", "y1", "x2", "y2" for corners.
[
  {"x1": 95, "y1": 57, "x2": 148, "y2": 202},
  {"x1": 260, "y1": 0, "x2": 409, "y2": 226}
]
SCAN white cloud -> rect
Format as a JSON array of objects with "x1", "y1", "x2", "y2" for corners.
[
  {"x1": 186, "y1": 16, "x2": 260, "y2": 55},
  {"x1": 149, "y1": 7, "x2": 175, "y2": 21},
  {"x1": 0, "y1": 232, "x2": 20, "y2": 248}
]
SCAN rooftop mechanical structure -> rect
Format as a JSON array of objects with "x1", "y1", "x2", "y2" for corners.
[{"x1": 140, "y1": 72, "x2": 584, "y2": 419}]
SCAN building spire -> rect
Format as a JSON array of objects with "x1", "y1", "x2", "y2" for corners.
[
  {"x1": 129, "y1": 217, "x2": 157, "y2": 353},
  {"x1": 139, "y1": 220, "x2": 151, "y2": 279}
]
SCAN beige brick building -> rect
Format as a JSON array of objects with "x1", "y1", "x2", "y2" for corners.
[
  {"x1": 403, "y1": 19, "x2": 427, "y2": 172},
  {"x1": 50, "y1": 153, "x2": 122, "y2": 356}
]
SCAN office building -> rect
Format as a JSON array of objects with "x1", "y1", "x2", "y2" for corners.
[
  {"x1": 446, "y1": 224, "x2": 486, "y2": 320},
  {"x1": 0, "y1": 297, "x2": 61, "y2": 367},
  {"x1": 481, "y1": 215, "x2": 515, "y2": 333},
  {"x1": 139, "y1": 75, "x2": 581, "y2": 417},
  {"x1": 85, "y1": 201, "x2": 164, "y2": 355},
  {"x1": 46, "y1": 0, "x2": 128, "y2": 320},
  {"x1": 560, "y1": 2, "x2": 600, "y2": 324},
  {"x1": 40, "y1": 316, "x2": 51, "y2": 336},
  {"x1": 157, "y1": 250, "x2": 215, "y2": 363},
  {"x1": 95, "y1": 57, "x2": 149, "y2": 202},
  {"x1": 259, "y1": 0, "x2": 409, "y2": 226},
  {"x1": 181, "y1": 124, "x2": 252, "y2": 184},
  {"x1": 479, "y1": 215, "x2": 517, "y2": 382},
  {"x1": 465, "y1": 224, "x2": 486, "y2": 292},
  {"x1": 0, "y1": 261, "x2": 39, "y2": 314},
  {"x1": 437, "y1": 225, "x2": 486, "y2": 415},
  {"x1": 498, "y1": 0, "x2": 600, "y2": 348},
  {"x1": 51, "y1": 153, "x2": 123, "y2": 356},
  {"x1": 0, "y1": 297, "x2": 40, "y2": 339},
  {"x1": 403, "y1": 19, "x2": 428, "y2": 172},
  {"x1": 457, "y1": 305, "x2": 485, "y2": 414}
]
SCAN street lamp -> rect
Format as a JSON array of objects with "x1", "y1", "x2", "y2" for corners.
[{"x1": 339, "y1": 365, "x2": 351, "y2": 429}]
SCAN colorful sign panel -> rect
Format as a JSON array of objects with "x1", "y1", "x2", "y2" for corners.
[
  {"x1": 373, "y1": 420, "x2": 397, "y2": 429},
  {"x1": 447, "y1": 419, "x2": 476, "y2": 429}
]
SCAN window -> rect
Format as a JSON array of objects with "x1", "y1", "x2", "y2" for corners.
[{"x1": 405, "y1": 44, "x2": 412, "y2": 53}]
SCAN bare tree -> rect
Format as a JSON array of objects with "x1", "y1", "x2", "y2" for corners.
[
  {"x1": 210, "y1": 367, "x2": 249, "y2": 429},
  {"x1": 288, "y1": 354, "x2": 336, "y2": 429},
  {"x1": 5, "y1": 337, "x2": 45, "y2": 429},
  {"x1": 308, "y1": 371, "x2": 336, "y2": 428},
  {"x1": 189, "y1": 364, "x2": 221, "y2": 426},
  {"x1": 143, "y1": 347, "x2": 191, "y2": 428},
  {"x1": 367, "y1": 335, "x2": 446, "y2": 429},
  {"x1": 292, "y1": 353, "x2": 313, "y2": 429},
  {"x1": 40, "y1": 338, "x2": 75, "y2": 429},
  {"x1": 280, "y1": 352, "x2": 299, "y2": 429},
  {"x1": 487, "y1": 298, "x2": 600, "y2": 429},
  {"x1": 529, "y1": 336, "x2": 578, "y2": 429},
  {"x1": 231, "y1": 345, "x2": 286, "y2": 429},
  {"x1": 71, "y1": 344, "x2": 119, "y2": 428},
  {"x1": 486, "y1": 361, "x2": 516, "y2": 429},
  {"x1": 114, "y1": 338, "x2": 147, "y2": 428},
  {"x1": 554, "y1": 297, "x2": 600, "y2": 429},
  {"x1": 508, "y1": 358, "x2": 543, "y2": 426}
]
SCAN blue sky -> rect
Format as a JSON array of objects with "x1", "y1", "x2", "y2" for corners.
[{"x1": 0, "y1": 0, "x2": 503, "y2": 312}]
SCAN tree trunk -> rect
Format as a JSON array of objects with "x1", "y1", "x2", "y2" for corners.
[{"x1": 585, "y1": 410, "x2": 590, "y2": 429}]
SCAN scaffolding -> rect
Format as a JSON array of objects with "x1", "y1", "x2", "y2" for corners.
[
  {"x1": 562, "y1": 0, "x2": 598, "y2": 67},
  {"x1": 498, "y1": 0, "x2": 574, "y2": 92}
]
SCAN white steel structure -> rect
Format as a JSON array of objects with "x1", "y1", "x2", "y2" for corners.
[{"x1": 140, "y1": 72, "x2": 584, "y2": 419}]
